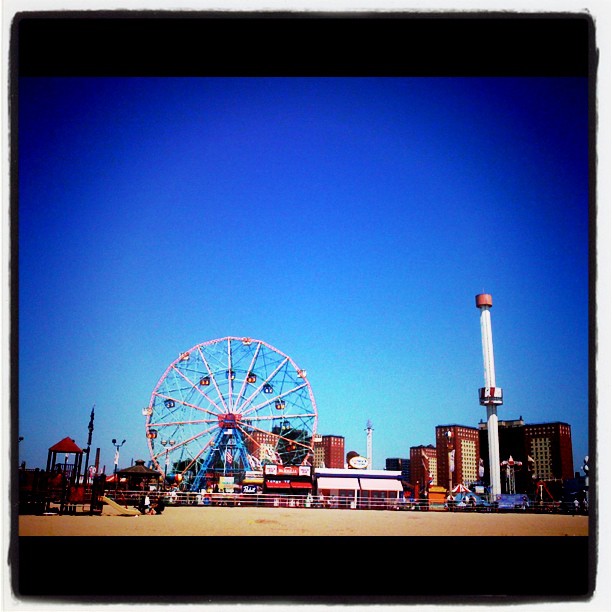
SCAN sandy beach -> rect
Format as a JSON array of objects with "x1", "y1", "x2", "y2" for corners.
[{"x1": 19, "y1": 505, "x2": 589, "y2": 537}]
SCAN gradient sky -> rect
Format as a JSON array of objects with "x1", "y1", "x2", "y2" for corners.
[{"x1": 17, "y1": 77, "x2": 590, "y2": 474}]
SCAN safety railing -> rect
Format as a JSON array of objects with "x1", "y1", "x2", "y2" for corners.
[{"x1": 101, "y1": 491, "x2": 588, "y2": 514}]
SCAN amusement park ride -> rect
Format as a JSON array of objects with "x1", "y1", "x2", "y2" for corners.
[
  {"x1": 476, "y1": 294, "x2": 503, "y2": 498},
  {"x1": 142, "y1": 337, "x2": 318, "y2": 492}
]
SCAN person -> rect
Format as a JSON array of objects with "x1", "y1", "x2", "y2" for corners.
[
  {"x1": 446, "y1": 494, "x2": 455, "y2": 512},
  {"x1": 138, "y1": 494, "x2": 151, "y2": 514},
  {"x1": 152, "y1": 495, "x2": 165, "y2": 515}
]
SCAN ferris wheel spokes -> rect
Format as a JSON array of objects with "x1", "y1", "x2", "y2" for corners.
[
  {"x1": 153, "y1": 392, "x2": 222, "y2": 418},
  {"x1": 196, "y1": 347, "x2": 230, "y2": 413},
  {"x1": 154, "y1": 423, "x2": 218, "y2": 458},
  {"x1": 169, "y1": 365, "x2": 229, "y2": 414},
  {"x1": 235, "y1": 356, "x2": 291, "y2": 414},
  {"x1": 242, "y1": 382, "x2": 309, "y2": 418},
  {"x1": 235, "y1": 420, "x2": 312, "y2": 450},
  {"x1": 232, "y1": 341, "x2": 262, "y2": 414}
]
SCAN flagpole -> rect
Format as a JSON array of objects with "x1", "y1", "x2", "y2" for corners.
[{"x1": 84, "y1": 405, "x2": 95, "y2": 486}]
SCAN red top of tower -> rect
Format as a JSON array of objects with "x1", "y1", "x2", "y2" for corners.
[{"x1": 475, "y1": 294, "x2": 493, "y2": 308}]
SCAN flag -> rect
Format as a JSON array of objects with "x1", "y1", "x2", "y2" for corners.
[
  {"x1": 225, "y1": 450, "x2": 233, "y2": 465},
  {"x1": 478, "y1": 458, "x2": 485, "y2": 478},
  {"x1": 450, "y1": 449, "x2": 455, "y2": 473}
]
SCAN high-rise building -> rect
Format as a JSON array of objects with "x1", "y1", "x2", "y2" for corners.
[
  {"x1": 479, "y1": 418, "x2": 574, "y2": 492},
  {"x1": 313, "y1": 434, "x2": 345, "y2": 469},
  {"x1": 524, "y1": 422, "x2": 574, "y2": 481},
  {"x1": 385, "y1": 457, "x2": 410, "y2": 483},
  {"x1": 435, "y1": 425, "x2": 480, "y2": 490}
]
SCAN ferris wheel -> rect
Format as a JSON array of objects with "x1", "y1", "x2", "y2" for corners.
[{"x1": 143, "y1": 337, "x2": 318, "y2": 491}]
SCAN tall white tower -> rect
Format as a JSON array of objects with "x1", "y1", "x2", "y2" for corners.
[
  {"x1": 475, "y1": 293, "x2": 503, "y2": 498},
  {"x1": 365, "y1": 420, "x2": 373, "y2": 470}
]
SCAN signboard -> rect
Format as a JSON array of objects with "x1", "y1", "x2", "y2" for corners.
[
  {"x1": 242, "y1": 484, "x2": 258, "y2": 494},
  {"x1": 348, "y1": 455, "x2": 369, "y2": 469},
  {"x1": 219, "y1": 476, "x2": 235, "y2": 492},
  {"x1": 264, "y1": 465, "x2": 312, "y2": 477}
]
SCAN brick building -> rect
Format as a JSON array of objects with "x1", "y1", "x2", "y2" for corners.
[
  {"x1": 479, "y1": 418, "x2": 574, "y2": 492},
  {"x1": 409, "y1": 445, "x2": 437, "y2": 494},
  {"x1": 435, "y1": 425, "x2": 480, "y2": 490},
  {"x1": 313, "y1": 434, "x2": 345, "y2": 469}
]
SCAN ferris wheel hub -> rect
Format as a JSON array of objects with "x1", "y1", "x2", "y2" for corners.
[{"x1": 219, "y1": 413, "x2": 242, "y2": 428}]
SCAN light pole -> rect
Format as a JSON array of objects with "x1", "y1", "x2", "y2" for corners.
[
  {"x1": 112, "y1": 438, "x2": 126, "y2": 493},
  {"x1": 445, "y1": 430, "x2": 454, "y2": 493},
  {"x1": 161, "y1": 439, "x2": 175, "y2": 490}
]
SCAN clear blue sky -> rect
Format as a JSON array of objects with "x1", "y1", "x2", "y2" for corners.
[{"x1": 17, "y1": 77, "x2": 589, "y2": 474}]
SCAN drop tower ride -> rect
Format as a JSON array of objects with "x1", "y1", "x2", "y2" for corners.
[{"x1": 475, "y1": 293, "x2": 503, "y2": 498}]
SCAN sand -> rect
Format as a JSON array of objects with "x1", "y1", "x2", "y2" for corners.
[{"x1": 18, "y1": 505, "x2": 589, "y2": 537}]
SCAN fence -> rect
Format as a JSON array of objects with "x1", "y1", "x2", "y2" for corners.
[{"x1": 100, "y1": 490, "x2": 588, "y2": 514}]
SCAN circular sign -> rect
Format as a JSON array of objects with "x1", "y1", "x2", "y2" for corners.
[{"x1": 348, "y1": 455, "x2": 369, "y2": 469}]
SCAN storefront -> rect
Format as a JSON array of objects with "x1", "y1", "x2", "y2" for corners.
[
  {"x1": 315, "y1": 468, "x2": 404, "y2": 509},
  {"x1": 263, "y1": 465, "x2": 313, "y2": 495},
  {"x1": 316, "y1": 475, "x2": 360, "y2": 507},
  {"x1": 358, "y1": 475, "x2": 403, "y2": 509}
]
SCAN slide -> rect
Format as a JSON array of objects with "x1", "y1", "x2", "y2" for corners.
[{"x1": 99, "y1": 496, "x2": 141, "y2": 516}]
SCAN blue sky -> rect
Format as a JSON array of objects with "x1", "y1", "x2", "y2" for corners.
[{"x1": 17, "y1": 77, "x2": 590, "y2": 474}]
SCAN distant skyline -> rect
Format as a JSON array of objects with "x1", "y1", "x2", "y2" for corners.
[{"x1": 17, "y1": 77, "x2": 589, "y2": 477}]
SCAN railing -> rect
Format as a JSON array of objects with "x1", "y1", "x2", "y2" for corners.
[{"x1": 100, "y1": 491, "x2": 589, "y2": 514}]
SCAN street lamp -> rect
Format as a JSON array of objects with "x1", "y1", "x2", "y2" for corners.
[
  {"x1": 445, "y1": 430, "x2": 454, "y2": 493},
  {"x1": 160, "y1": 439, "x2": 176, "y2": 489},
  {"x1": 112, "y1": 438, "x2": 126, "y2": 492}
]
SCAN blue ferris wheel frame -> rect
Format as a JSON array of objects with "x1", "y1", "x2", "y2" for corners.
[{"x1": 143, "y1": 337, "x2": 318, "y2": 491}]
